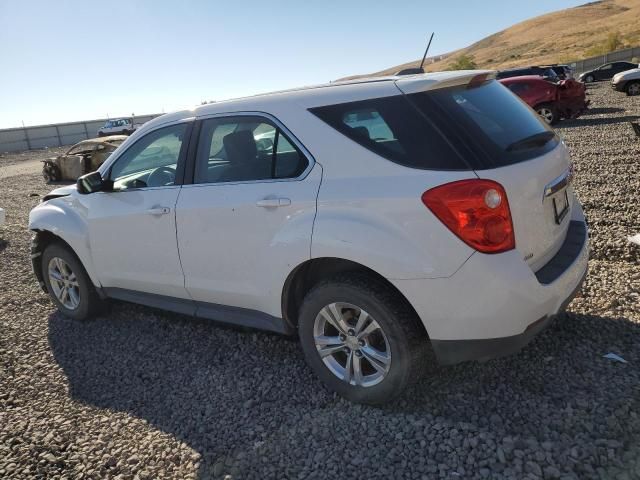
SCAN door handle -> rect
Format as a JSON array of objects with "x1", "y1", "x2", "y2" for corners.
[
  {"x1": 146, "y1": 206, "x2": 171, "y2": 215},
  {"x1": 256, "y1": 198, "x2": 291, "y2": 208}
]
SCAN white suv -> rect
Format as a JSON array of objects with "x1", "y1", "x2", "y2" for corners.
[{"x1": 29, "y1": 71, "x2": 589, "y2": 404}]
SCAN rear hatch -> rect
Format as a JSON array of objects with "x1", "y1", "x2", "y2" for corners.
[{"x1": 396, "y1": 75, "x2": 572, "y2": 270}]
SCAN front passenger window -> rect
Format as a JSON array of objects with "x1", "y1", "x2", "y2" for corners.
[{"x1": 110, "y1": 123, "x2": 187, "y2": 190}]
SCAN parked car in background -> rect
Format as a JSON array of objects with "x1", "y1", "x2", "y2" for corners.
[
  {"x1": 578, "y1": 61, "x2": 639, "y2": 83},
  {"x1": 496, "y1": 67, "x2": 559, "y2": 82},
  {"x1": 41, "y1": 136, "x2": 127, "y2": 182},
  {"x1": 29, "y1": 71, "x2": 588, "y2": 404},
  {"x1": 500, "y1": 76, "x2": 589, "y2": 125},
  {"x1": 540, "y1": 64, "x2": 574, "y2": 80},
  {"x1": 97, "y1": 118, "x2": 140, "y2": 136},
  {"x1": 611, "y1": 67, "x2": 640, "y2": 96}
]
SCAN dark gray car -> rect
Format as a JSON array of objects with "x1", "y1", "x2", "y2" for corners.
[{"x1": 578, "y1": 61, "x2": 639, "y2": 83}]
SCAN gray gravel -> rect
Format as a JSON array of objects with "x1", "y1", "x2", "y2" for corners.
[{"x1": 1, "y1": 82, "x2": 639, "y2": 479}]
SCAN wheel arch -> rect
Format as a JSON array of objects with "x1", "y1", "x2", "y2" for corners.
[
  {"x1": 281, "y1": 257, "x2": 428, "y2": 337},
  {"x1": 626, "y1": 80, "x2": 640, "y2": 95},
  {"x1": 30, "y1": 205, "x2": 101, "y2": 291}
]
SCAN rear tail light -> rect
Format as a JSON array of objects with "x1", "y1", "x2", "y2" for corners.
[{"x1": 422, "y1": 179, "x2": 515, "y2": 254}]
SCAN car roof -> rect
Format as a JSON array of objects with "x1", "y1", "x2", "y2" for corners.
[
  {"x1": 136, "y1": 70, "x2": 495, "y2": 134},
  {"x1": 72, "y1": 135, "x2": 127, "y2": 147}
]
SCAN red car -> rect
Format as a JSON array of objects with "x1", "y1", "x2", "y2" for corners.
[{"x1": 499, "y1": 75, "x2": 589, "y2": 125}]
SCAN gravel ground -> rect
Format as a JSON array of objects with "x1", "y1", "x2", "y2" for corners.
[{"x1": 1, "y1": 83, "x2": 639, "y2": 480}]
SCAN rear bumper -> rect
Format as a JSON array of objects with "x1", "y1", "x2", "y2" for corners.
[
  {"x1": 391, "y1": 205, "x2": 589, "y2": 365},
  {"x1": 431, "y1": 265, "x2": 587, "y2": 365}
]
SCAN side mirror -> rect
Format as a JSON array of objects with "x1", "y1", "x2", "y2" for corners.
[{"x1": 77, "y1": 171, "x2": 110, "y2": 194}]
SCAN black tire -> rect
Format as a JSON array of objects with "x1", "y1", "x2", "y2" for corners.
[
  {"x1": 626, "y1": 81, "x2": 640, "y2": 96},
  {"x1": 584, "y1": 74, "x2": 595, "y2": 83},
  {"x1": 298, "y1": 273, "x2": 429, "y2": 405},
  {"x1": 97, "y1": 131, "x2": 105, "y2": 137},
  {"x1": 535, "y1": 103, "x2": 557, "y2": 125},
  {"x1": 41, "y1": 243, "x2": 105, "y2": 321}
]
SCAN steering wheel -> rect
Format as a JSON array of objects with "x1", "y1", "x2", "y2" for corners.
[{"x1": 147, "y1": 166, "x2": 176, "y2": 187}]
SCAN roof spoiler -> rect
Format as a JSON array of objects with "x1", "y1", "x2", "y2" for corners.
[{"x1": 395, "y1": 70, "x2": 496, "y2": 94}]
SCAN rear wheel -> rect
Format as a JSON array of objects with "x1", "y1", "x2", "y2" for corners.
[
  {"x1": 298, "y1": 274, "x2": 429, "y2": 404},
  {"x1": 626, "y1": 81, "x2": 640, "y2": 96},
  {"x1": 535, "y1": 103, "x2": 557, "y2": 125},
  {"x1": 42, "y1": 243, "x2": 105, "y2": 320}
]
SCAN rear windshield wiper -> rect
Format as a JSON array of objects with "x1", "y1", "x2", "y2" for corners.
[{"x1": 506, "y1": 131, "x2": 556, "y2": 152}]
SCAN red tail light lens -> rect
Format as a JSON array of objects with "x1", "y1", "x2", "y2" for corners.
[{"x1": 422, "y1": 179, "x2": 515, "y2": 254}]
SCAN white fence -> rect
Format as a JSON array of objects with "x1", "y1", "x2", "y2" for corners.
[{"x1": 0, "y1": 114, "x2": 160, "y2": 153}]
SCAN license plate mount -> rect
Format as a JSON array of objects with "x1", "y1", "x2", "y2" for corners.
[{"x1": 552, "y1": 189, "x2": 570, "y2": 225}]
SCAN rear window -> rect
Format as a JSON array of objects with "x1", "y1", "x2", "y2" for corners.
[{"x1": 309, "y1": 80, "x2": 558, "y2": 170}]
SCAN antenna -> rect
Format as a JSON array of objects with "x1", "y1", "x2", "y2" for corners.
[
  {"x1": 396, "y1": 32, "x2": 435, "y2": 76},
  {"x1": 419, "y1": 32, "x2": 435, "y2": 71}
]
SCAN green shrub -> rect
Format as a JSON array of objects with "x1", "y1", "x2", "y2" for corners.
[{"x1": 448, "y1": 54, "x2": 477, "y2": 70}]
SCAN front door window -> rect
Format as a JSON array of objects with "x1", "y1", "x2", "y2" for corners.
[{"x1": 109, "y1": 123, "x2": 187, "y2": 189}]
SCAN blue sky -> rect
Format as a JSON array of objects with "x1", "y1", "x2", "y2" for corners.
[{"x1": 0, "y1": 0, "x2": 586, "y2": 128}]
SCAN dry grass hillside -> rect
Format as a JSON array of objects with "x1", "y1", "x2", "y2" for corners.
[{"x1": 352, "y1": 0, "x2": 640, "y2": 78}]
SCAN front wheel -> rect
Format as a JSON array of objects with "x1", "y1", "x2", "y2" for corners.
[
  {"x1": 42, "y1": 243, "x2": 105, "y2": 320},
  {"x1": 626, "y1": 81, "x2": 640, "y2": 96},
  {"x1": 298, "y1": 274, "x2": 429, "y2": 404},
  {"x1": 536, "y1": 103, "x2": 557, "y2": 125},
  {"x1": 584, "y1": 74, "x2": 595, "y2": 83}
]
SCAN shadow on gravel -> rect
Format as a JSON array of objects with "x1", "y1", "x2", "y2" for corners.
[
  {"x1": 0, "y1": 239, "x2": 8, "y2": 253},
  {"x1": 48, "y1": 306, "x2": 640, "y2": 479},
  {"x1": 556, "y1": 114, "x2": 640, "y2": 128},
  {"x1": 580, "y1": 107, "x2": 625, "y2": 116}
]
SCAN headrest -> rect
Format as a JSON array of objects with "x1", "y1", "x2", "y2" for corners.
[
  {"x1": 223, "y1": 130, "x2": 257, "y2": 161},
  {"x1": 351, "y1": 126, "x2": 370, "y2": 140}
]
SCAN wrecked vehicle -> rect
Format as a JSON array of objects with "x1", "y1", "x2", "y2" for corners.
[
  {"x1": 42, "y1": 136, "x2": 127, "y2": 182},
  {"x1": 500, "y1": 76, "x2": 589, "y2": 125}
]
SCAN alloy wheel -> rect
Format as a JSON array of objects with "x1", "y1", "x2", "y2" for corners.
[
  {"x1": 628, "y1": 83, "x2": 640, "y2": 96},
  {"x1": 537, "y1": 107, "x2": 554, "y2": 125},
  {"x1": 48, "y1": 257, "x2": 81, "y2": 310},
  {"x1": 313, "y1": 302, "x2": 391, "y2": 387}
]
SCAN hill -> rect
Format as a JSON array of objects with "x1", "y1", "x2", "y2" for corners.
[{"x1": 348, "y1": 0, "x2": 640, "y2": 78}]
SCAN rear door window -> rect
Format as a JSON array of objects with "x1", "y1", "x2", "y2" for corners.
[{"x1": 194, "y1": 116, "x2": 309, "y2": 184}]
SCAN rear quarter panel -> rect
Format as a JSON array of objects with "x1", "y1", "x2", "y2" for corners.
[{"x1": 294, "y1": 113, "x2": 477, "y2": 280}]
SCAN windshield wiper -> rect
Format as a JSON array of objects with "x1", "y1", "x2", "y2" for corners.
[{"x1": 506, "y1": 131, "x2": 556, "y2": 152}]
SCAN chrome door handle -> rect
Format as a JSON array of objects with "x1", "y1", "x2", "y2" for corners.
[
  {"x1": 146, "y1": 206, "x2": 171, "y2": 215},
  {"x1": 256, "y1": 198, "x2": 291, "y2": 208}
]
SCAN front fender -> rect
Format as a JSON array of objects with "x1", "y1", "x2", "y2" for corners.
[{"x1": 29, "y1": 197, "x2": 100, "y2": 287}]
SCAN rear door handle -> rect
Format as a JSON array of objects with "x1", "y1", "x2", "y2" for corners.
[
  {"x1": 146, "y1": 206, "x2": 171, "y2": 215},
  {"x1": 256, "y1": 198, "x2": 291, "y2": 208}
]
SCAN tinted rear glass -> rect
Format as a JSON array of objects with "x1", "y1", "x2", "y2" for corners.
[
  {"x1": 309, "y1": 80, "x2": 558, "y2": 171},
  {"x1": 310, "y1": 94, "x2": 469, "y2": 170}
]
